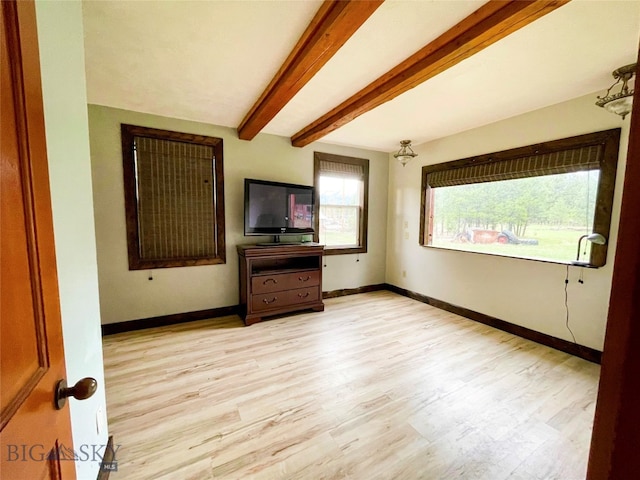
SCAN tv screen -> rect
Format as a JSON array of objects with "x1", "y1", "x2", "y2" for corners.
[{"x1": 244, "y1": 179, "x2": 315, "y2": 236}]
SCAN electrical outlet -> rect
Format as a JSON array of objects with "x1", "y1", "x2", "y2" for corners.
[
  {"x1": 403, "y1": 221, "x2": 408, "y2": 229},
  {"x1": 402, "y1": 270, "x2": 406, "y2": 278},
  {"x1": 404, "y1": 231, "x2": 409, "y2": 240}
]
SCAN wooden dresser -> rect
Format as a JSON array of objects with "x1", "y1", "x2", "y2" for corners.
[{"x1": 237, "y1": 243, "x2": 325, "y2": 325}]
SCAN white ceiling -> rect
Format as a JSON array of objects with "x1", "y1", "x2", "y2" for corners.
[{"x1": 82, "y1": 0, "x2": 640, "y2": 153}]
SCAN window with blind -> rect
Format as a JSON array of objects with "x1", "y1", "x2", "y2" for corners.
[
  {"x1": 314, "y1": 152, "x2": 369, "y2": 255},
  {"x1": 420, "y1": 129, "x2": 620, "y2": 266},
  {"x1": 121, "y1": 124, "x2": 225, "y2": 269}
]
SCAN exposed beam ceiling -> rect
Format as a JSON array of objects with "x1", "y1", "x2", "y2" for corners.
[
  {"x1": 83, "y1": 1, "x2": 640, "y2": 152},
  {"x1": 237, "y1": 0, "x2": 384, "y2": 141},
  {"x1": 291, "y1": 0, "x2": 570, "y2": 148}
]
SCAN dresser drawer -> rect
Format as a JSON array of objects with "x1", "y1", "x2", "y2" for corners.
[
  {"x1": 251, "y1": 270, "x2": 320, "y2": 294},
  {"x1": 251, "y1": 292, "x2": 287, "y2": 312},
  {"x1": 286, "y1": 286, "x2": 320, "y2": 305},
  {"x1": 251, "y1": 286, "x2": 320, "y2": 313}
]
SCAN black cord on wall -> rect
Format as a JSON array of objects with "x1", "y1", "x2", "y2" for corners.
[{"x1": 564, "y1": 264, "x2": 577, "y2": 343}]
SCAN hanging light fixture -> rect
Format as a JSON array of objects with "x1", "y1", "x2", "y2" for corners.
[
  {"x1": 393, "y1": 140, "x2": 418, "y2": 167},
  {"x1": 595, "y1": 63, "x2": 636, "y2": 119}
]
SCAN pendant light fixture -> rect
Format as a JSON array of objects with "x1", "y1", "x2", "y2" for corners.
[
  {"x1": 394, "y1": 140, "x2": 418, "y2": 167},
  {"x1": 595, "y1": 63, "x2": 636, "y2": 119}
]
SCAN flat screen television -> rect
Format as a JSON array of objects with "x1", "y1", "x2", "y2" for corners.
[{"x1": 244, "y1": 178, "x2": 315, "y2": 240}]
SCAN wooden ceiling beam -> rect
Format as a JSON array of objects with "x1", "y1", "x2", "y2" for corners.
[
  {"x1": 291, "y1": 0, "x2": 570, "y2": 148},
  {"x1": 237, "y1": 0, "x2": 384, "y2": 141}
]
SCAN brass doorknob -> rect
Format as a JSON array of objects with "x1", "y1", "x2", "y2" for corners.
[{"x1": 55, "y1": 377, "x2": 98, "y2": 410}]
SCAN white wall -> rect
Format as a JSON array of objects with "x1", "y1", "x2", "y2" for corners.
[
  {"x1": 386, "y1": 93, "x2": 630, "y2": 351},
  {"x1": 35, "y1": 2, "x2": 108, "y2": 479},
  {"x1": 88, "y1": 106, "x2": 389, "y2": 324}
]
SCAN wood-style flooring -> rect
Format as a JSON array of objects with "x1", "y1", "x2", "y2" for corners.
[{"x1": 102, "y1": 291, "x2": 600, "y2": 480}]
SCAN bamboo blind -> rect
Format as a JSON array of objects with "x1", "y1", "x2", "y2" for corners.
[
  {"x1": 135, "y1": 136, "x2": 217, "y2": 260},
  {"x1": 319, "y1": 159, "x2": 365, "y2": 179},
  {"x1": 428, "y1": 144, "x2": 602, "y2": 188}
]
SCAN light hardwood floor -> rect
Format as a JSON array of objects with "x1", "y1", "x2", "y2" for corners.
[{"x1": 102, "y1": 291, "x2": 600, "y2": 480}]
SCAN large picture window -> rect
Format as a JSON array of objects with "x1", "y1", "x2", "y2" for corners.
[
  {"x1": 314, "y1": 152, "x2": 369, "y2": 255},
  {"x1": 122, "y1": 124, "x2": 225, "y2": 270},
  {"x1": 419, "y1": 129, "x2": 620, "y2": 267}
]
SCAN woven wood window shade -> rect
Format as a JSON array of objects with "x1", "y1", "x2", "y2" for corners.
[
  {"x1": 135, "y1": 136, "x2": 217, "y2": 261},
  {"x1": 122, "y1": 124, "x2": 225, "y2": 270},
  {"x1": 427, "y1": 144, "x2": 602, "y2": 188},
  {"x1": 318, "y1": 159, "x2": 365, "y2": 179}
]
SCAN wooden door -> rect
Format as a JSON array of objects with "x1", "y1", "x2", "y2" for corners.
[{"x1": 0, "y1": 2, "x2": 76, "y2": 479}]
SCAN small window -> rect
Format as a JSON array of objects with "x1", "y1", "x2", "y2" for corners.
[
  {"x1": 121, "y1": 124, "x2": 225, "y2": 270},
  {"x1": 419, "y1": 129, "x2": 620, "y2": 267},
  {"x1": 314, "y1": 152, "x2": 369, "y2": 255}
]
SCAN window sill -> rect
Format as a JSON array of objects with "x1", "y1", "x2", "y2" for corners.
[
  {"x1": 422, "y1": 244, "x2": 603, "y2": 268},
  {"x1": 323, "y1": 245, "x2": 367, "y2": 256},
  {"x1": 128, "y1": 256, "x2": 226, "y2": 270}
]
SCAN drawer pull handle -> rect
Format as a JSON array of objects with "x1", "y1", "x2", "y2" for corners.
[
  {"x1": 263, "y1": 278, "x2": 278, "y2": 285},
  {"x1": 263, "y1": 297, "x2": 278, "y2": 304},
  {"x1": 298, "y1": 276, "x2": 311, "y2": 282},
  {"x1": 298, "y1": 292, "x2": 310, "y2": 298}
]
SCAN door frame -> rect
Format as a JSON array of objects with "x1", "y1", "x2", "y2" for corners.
[{"x1": 586, "y1": 54, "x2": 640, "y2": 478}]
